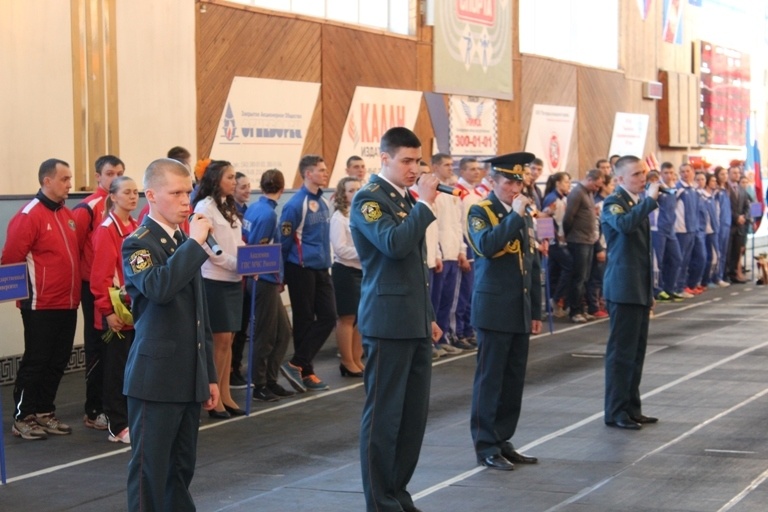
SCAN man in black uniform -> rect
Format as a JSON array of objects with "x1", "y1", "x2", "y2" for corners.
[
  {"x1": 602, "y1": 155, "x2": 660, "y2": 430},
  {"x1": 466, "y1": 152, "x2": 542, "y2": 471},
  {"x1": 350, "y1": 127, "x2": 441, "y2": 512},
  {"x1": 123, "y1": 158, "x2": 219, "y2": 511}
]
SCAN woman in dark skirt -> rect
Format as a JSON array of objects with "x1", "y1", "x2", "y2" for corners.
[
  {"x1": 193, "y1": 160, "x2": 245, "y2": 418},
  {"x1": 330, "y1": 177, "x2": 364, "y2": 377}
]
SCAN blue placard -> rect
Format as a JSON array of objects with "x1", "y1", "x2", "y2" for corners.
[
  {"x1": 750, "y1": 202, "x2": 764, "y2": 218},
  {"x1": 237, "y1": 244, "x2": 281, "y2": 276},
  {"x1": 0, "y1": 263, "x2": 29, "y2": 303}
]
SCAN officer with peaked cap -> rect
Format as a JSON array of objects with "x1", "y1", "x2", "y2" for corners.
[{"x1": 466, "y1": 152, "x2": 542, "y2": 471}]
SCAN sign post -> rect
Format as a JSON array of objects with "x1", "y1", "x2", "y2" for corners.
[
  {"x1": 0, "y1": 262, "x2": 30, "y2": 484},
  {"x1": 236, "y1": 245, "x2": 282, "y2": 416}
]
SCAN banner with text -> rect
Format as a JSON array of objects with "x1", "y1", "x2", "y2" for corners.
[
  {"x1": 331, "y1": 86, "x2": 423, "y2": 187},
  {"x1": 449, "y1": 95, "x2": 497, "y2": 157},
  {"x1": 524, "y1": 104, "x2": 576, "y2": 181},
  {"x1": 434, "y1": 0, "x2": 512, "y2": 100},
  {"x1": 608, "y1": 112, "x2": 650, "y2": 158},
  {"x1": 210, "y1": 77, "x2": 320, "y2": 187}
]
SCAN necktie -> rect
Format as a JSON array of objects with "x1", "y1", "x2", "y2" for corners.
[{"x1": 173, "y1": 230, "x2": 184, "y2": 246}]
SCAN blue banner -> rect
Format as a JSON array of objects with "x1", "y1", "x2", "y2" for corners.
[
  {"x1": 237, "y1": 244, "x2": 281, "y2": 276},
  {"x1": 0, "y1": 263, "x2": 28, "y2": 303}
]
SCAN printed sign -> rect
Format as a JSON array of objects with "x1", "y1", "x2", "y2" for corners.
[
  {"x1": 0, "y1": 263, "x2": 29, "y2": 303},
  {"x1": 331, "y1": 86, "x2": 423, "y2": 187},
  {"x1": 210, "y1": 77, "x2": 320, "y2": 187},
  {"x1": 434, "y1": 0, "x2": 512, "y2": 99},
  {"x1": 608, "y1": 113, "x2": 650, "y2": 159},
  {"x1": 524, "y1": 104, "x2": 576, "y2": 182},
  {"x1": 536, "y1": 216, "x2": 556, "y2": 240},
  {"x1": 237, "y1": 244, "x2": 281, "y2": 276},
  {"x1": 449, "y1": 95, "x2": 497, "y2": 157}
]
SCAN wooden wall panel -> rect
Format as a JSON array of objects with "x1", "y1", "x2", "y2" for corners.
[
  {"x1": 626, "y1": 80, "x2": 659, "y2": 158},
  {"x1": 196, "y1": 4, "x2": 322, "y2": 163},
  {"x1": 520, "y1": 56, "x2": 578, "y2": 172},
  {"x1": 620, "y1": 0, "x2": 660, "y2": 81},
  {"x1": 577, "y1": 68, "x2": 628, "y2": 173}
]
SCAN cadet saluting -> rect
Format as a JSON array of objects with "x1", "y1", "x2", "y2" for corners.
[{"x1": 466, "y1": 152, "x2": 542, "y2": 471}]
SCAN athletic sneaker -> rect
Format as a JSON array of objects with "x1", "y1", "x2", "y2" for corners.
[
  {"x1": 583, "y1": 313, "x2": 596, "y2": 321},
  {"x1": 229, "y1": 371, "x2": 249, "y2": 389},
  {"x1": 253, "y1": 386, "x2": 280, "y2": 402},
  {"x1": 35, "y1": 413, "x2": 72, "y2": 435},
  {"x1": 655, "y1": 291, "x2": 672, "y2": 302},
  {"x1": 280, "y1": 362, "x2": 307, "y2": 393},
  {"x1": 302, "y1": 374, "x2": 329, "y2": 391},
  {"x1": 452, "y1": 337, "x2": 476, "y2": 351},
  {"x1": 436, "y1": 342, "x2": 462, "y2": 355},
  {"x1": 108, "y1": 427, "x2": 131, "y2": 444},
  {"x1": 592, "y1": 310, "x2": 609, "y2": 319},
  {"x1": 717, "y1": 280, "x2": 731, "y2": 288},
  {"x1": 683, "y1": 287, "x2": 701, "y2": 296},
  {"x1": 266, "y1": 381, "x2": 295, "y2": 398},
  {"x1": 84, "y1": 413, "x2": 109, "y2": 430},
  {"x1": 668, "y1": 292, "x2": 685, "y2": 301},
  {"x1": 571, "y1": 314, "x2": 588, "y2": 324},
  {"x1": 12, "y1": 415, "x2": 48, "y2": 440},
  {"x1": 433, "y1": 344, "x2": 447, "y2": 357},
  {"x1": 678, "y1": 290, "x2": 694, "y2": 299}
]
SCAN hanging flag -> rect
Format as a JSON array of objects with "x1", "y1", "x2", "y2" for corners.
[
  {"x1": 746, "y1": 117, "x2": 764, "y2": 228},
  {"x1": 645, "y1": 153, "x2": 660, "y2": 171},
  {"x1": 637, "y1": 0, "x2": 652, "y2": 20}
]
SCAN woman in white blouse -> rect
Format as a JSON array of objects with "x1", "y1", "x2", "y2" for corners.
[
  {"x1": 330, "y1": 177, "x2": 364, "y2": 377},
  {"x1": 192, "y1": 161, "x2": 246, "y2": 418}
]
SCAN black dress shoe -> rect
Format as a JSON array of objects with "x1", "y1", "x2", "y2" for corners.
[
  {"x1": 631, "y1": 414, "x2": 658, "y2": 424},
  {"x1": 501, "y1": 447, "x2": 538, "y2": 464},
  {"x1": 208, "y1": 410, "x2": 231, "y2": 420},
  {"x1": 480, "y1": 454, "x2": 515, "y2": 471},
  {"x1": 339, "y1": 363, "x2": 364, "y2": 378},
  {"x1": 224, "y1": 405, "x2": 247, "y2": 416},
  {"x1": 605, "y1": 418, "x2": 641, "y2": 430}
]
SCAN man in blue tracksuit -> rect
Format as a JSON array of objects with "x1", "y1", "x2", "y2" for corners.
[
  {"x1": 674, "y1": 163, "x2": 700, "y2": 297},
  {"x1": 279, "y1": 155, "x2": 337, "y2": 391},
  {"x1": 651, "y1": 163, "x2": 681, "y2": 301}
]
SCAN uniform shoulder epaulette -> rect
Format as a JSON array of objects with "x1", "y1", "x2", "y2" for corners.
[
  {"x1": 131, "y1": 226, "x2": 149, "y2": 239},
  {"x1": 477, "y1": 199, "x2": 493, "y2": 208},
  {"x1": 362, "y1": 183, "x2": 380, "y2": 193}
]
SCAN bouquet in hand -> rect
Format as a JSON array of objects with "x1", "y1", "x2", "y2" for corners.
[{"x1": 102, "y1": 286, "x2": 133, "y2": 343}]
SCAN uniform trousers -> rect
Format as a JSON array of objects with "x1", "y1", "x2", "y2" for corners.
[
  {"x1": 82, "y1": 281, "x2": 104, "y2": 418},
  {"x1": 651, "y1": 232, "x2": 682, "y2": 293},
  {"x1": 674, "y1": 232, "x2": 696, "y2": 292},
  {"x1": 714, "y1": 225, "x2": 731, "y2": 282},
  {"x1": 360, "y1": 336, "x2": 431, "y2": 512},
  {"x1": 687, "y1": 232, "x2": 707, "y2": 288},
  {"x1": 14, "y1": 309, "x2": 77, "y2": 419},
  {"x1": 702, "y1": 232, "x2": 719, "y2": 285},
  {"x1": 251, "y1": 279, "x2": 291, "y2": 387},
  {"x1": 604, "y1": 301, "x2": 650, "y2": 423},
  {"x1": 102, "y1": 329, "x2": 134, "y2": 435},
  {"x1": 470, "y1": 328, "x2": 530, "y2": 459},
  {"x1": 284, "y1": 262, "x2": 336, "y2": 375},
  {"x1": 127, "y1": 397, "x2": 201, "y2": 512},
  {"x1": 430, "y1": 260, "x2": 459, "y2": 338}
]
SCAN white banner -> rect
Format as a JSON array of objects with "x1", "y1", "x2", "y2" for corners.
[
  {"x1": 449, "y1": 95, "x2": 497, "y2": 157},
  {"x1": 608, "y1": 112, "x2": 650, "y2": 159},
  {"x1": 210, "y1": 77, "x2": 320, "y2": 187},
  {"x1": 331, "y1": 86, "x2": 423, "y2": 187},
  {"x1": 524, "y1": 104, "x2": 576, "y2": 182}
]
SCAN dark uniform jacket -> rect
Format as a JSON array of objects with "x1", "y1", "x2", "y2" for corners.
[
  {"x1": 601, "y1": 186, "x2": 658, "y2": 307},
  {"x1": 467, "y1": 192, "x2": 542, "y2": 333},
  {"x1": 122, "y1": 217, "x2": 217, "y2": 403},
  {"x1": 350, "y1": 175, "x2": 436, "y2": 340}
]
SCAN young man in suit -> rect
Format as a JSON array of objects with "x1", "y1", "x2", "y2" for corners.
[
  {"x1": 602, "y1": 155, "x2": 660, "y2": 430},
  {"x1": 122, "y1": 158, "x2": 219, "y2": 511},
  {"x1": 350, "y1": 127, "x2": 441, "y2": 512},
  {"x1": 466, "y1": 152, "x2": 542, "y2": 471}
]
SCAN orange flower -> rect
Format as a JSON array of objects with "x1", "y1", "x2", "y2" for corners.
[{"x1": 194, "y1": 158, "x2": 211, "y2": 181}]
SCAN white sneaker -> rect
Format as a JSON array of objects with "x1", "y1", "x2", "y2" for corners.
[
  {"x1": 717, "y1": 280, "x2": 731, "y2": 288},
  {"x1": 571, "y1": 314, "x2": 588, "y2": 324},
  {"x1": 108, "y1": 427, "x2": 130, "y2": 444},
  {"x1": 433, "y1": 344, "x2": 447, "y2": 357},
  {"x1": 84, "y1": 413, "x2": 109, "y2": 430},
  {"x1": 437, "y1": 343, "x2": 462, "y2": 354},
  {"x1": 679, "y1": 291, "x2": 694, "y2": 298}
]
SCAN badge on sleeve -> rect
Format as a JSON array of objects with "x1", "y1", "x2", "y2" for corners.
[
  {"x1": 608, "y1": 204, "x2": 625, "y2": 215},
  {"x1": 470, "y1": 216, "x2": 487, "y2": 232},
  {"x1": 281, "y1": 221, "x2": 292, "y2": 236},
  {"x1": 129, "y1": 249, "x2": 153, "y2": 273},
  {"x1": 361, "y1": 201, "x2": 382, "y2": 222}
]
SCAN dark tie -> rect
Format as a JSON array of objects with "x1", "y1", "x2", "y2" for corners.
[
  {"x1": 404, "y1": 191, "x2": 414, "y2": 210},
  {"x1": 173, "y1": 230, "x2": 185, "y2": 246}
]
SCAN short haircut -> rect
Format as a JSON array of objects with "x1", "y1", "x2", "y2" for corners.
[
  {"x1": 679, "y1": 162, "x2": 692, "y2": 171},
  {"x1": 95, "y1": 155, "x2": 125, "y2": 174},
  {"x1": 660, "y1": 161, "x2": 674, "y2": 171},
  {"x1": 614, "y1": 155, "x2": 641, "y2": 176},
  {"x1": 260, "y1": 169, "x2": 285, "y2": 194},
  {"x1": 298, "y1": 155, "x2": 324, "y2": 179},
  {"x1": 431, "y1": 152, "x2": 451, "y2": 166},
  {"x1": 167, "y1": 146, "x2": 191, "y2": 161},
  {"x1": 585, "y1": 168, "x2": 604, "y2": 182},
  {"x1": 39, "y1": 158, "x2": 69, "y2": 185},
  {"x1": 530, "y1": 157, "x2": 544, "y2": 167},
  {"x1": 235, "y1": 171, "x2": 247, "y2": 181},
  {"x1": 380, "y1": 127, "x2": 421, "y2": 156},
  {"x1": 346, "y1": 155, "x2": 363, "y2": 168},
  {"x1": 143, "y1": 158, "x2": 191, "y2": 190},
  {"x1": 459, "y1": 157, "x2": 478, "y2": 170},
  {"x1": 595, "y1": 158, "x2": 609, "y2": 168}
]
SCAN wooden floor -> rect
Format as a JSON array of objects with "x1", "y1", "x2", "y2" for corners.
[{"x1": 2, "y1": 283, "x2": 768, "y2": 511}]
